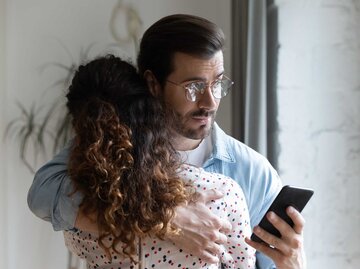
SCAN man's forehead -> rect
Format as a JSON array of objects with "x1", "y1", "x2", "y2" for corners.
[{"x1": 170, "y1": 51, "x2": 224, "y2": 78}]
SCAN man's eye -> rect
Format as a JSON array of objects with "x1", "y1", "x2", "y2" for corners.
[
  {"x1": 214, "y1": 79, "x2": 223, "y2": 86},
  {"x1": 185, "y1": 83, "x2": 195, "y2": 90},
  {"x1": 191, "y1": 82, "x2": 205, "y2": 91}
]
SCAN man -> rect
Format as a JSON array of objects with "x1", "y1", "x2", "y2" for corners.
[{"x1": 28, "y1": 14, "x2": 306, "y2": 269}]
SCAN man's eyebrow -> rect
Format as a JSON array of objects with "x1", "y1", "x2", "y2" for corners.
[
  {"x1": 180, "y1": 72, "x2": 224, "y2": 84},
  {"x1": 180, "y1": 77, "x2": 205, "y2": 83}
]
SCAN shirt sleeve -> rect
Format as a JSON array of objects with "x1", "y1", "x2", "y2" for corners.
[
  {"x1": 248, "y1": 159, "x2": 281, "y2": 269},
  {"x1": 255, "y1": 253, "x2": 276, "y2": 269},
  {"x1": 27, "y1": 142, "x2": 83, "y2": 231}
]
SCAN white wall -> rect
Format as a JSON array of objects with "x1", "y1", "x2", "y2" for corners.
[
  {"x1": 3, "y1": 1, "x2": 231, "y2": 269},
  {"x1": 276, "y1": 1, "x2": 360, "y2": 268},
  {"x1": 5, "y1": 1, "x2": 360, "y2": 269}
]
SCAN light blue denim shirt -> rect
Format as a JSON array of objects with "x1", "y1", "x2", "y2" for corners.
[
  {"x1": 27, "y1": 123, "x2": 281, "y2": 269},
  {"x1": 203, "y1": 123, "x2": 282, "y2": 269}
]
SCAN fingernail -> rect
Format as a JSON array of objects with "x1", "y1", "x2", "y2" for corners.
[
  {"x1": 267, "y1": 211, "x2": 275, "y2": 220},
  {"x1": 212, "y1": 257, "x2": 220, "y2": 264},
  {"x1": 287, "y1": 206, "x2": 295, "y2": 213},
  {"x1": 216, "y1": 190, "x2": 224, "y2": 195}
]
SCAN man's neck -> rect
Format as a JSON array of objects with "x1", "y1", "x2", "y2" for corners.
[
  {"x1": 177, "y1": 133, "x2": 213, "y2": 167},
  {"x1": 173, "y1": 135, "x2": 202, "y2": 151}
]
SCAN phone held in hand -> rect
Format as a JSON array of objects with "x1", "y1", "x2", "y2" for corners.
[{"x1": 251, "y1": 185, "x2": 314, "y2": 243}]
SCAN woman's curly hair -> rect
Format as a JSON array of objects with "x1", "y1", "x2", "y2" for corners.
[{"x1": 66, "y1": 55, "x2": 191, "y2": 262}]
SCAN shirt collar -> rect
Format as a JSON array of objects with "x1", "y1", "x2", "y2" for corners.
[{"x1": 210, "y1": 122, "x2": 236, "y2": 163}]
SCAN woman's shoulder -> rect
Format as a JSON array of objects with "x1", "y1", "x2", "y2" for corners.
[{"x1": 179, "y1": 163, "x2": 237, "y2": 190}]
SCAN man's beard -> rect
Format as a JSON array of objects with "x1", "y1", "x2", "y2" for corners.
[{"x1": 169, "y1": 108, "x2": 216, "y2": 140}]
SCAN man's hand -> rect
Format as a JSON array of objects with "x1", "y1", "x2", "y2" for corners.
[
  {"x1": 245, "y1": 206, "x2": 306, "y2": 269},
  {"x1": 168, "y1": 189, "x2": 232, "y2": 264}
]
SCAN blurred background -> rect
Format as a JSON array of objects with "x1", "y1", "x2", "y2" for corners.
[{"x1": 0, "y1": 0, "x2": 359, "y2": 268}]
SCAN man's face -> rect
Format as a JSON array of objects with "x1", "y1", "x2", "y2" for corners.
[{"x1": 162, "y1": 51, "x2": 224, "y2": 142}]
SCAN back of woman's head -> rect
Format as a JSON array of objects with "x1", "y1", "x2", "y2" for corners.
[
  {"x1": 67, "y1": 54, "x2": 146, "y2": 122},
  {"x1": 66, "y1": 55, "x2": 190, "y2": 262}
]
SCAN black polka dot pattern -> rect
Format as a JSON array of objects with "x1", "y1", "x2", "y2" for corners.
[{"x1": 64, "y1": 164, "x2": 256, "y2": 268}]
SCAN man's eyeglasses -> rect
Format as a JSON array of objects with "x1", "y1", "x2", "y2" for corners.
[{"x1": 166, "y1": 76, "x2": 234, "y2": 102}]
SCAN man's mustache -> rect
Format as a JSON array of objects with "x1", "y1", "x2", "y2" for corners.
[{"x1": 191, "y1": 109, "x2": 216, "y2": 117}]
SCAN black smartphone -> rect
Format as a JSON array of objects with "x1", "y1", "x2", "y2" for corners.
[{"x1": 251, "y1": 185, "x2": 314, "y2": 243}]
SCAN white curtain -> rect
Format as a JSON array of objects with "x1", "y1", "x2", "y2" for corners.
[{"x1": 231, "y1": 0, "x2": 279, "y2": 168}]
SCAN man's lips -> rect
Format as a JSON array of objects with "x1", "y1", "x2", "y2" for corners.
[
  {"x1": 192, "y1": 116, "x2": 209, "y2": 120},
  {"x1": 189, "y1": 110, "x2": 215, "y2": 124},
  {"x1": 192, "y1": 116, "x2": 211, "y2": 124}
]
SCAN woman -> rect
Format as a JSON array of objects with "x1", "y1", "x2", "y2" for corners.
[{"x1": 63, "y1": 55, "x2": 255, "y2": 269}]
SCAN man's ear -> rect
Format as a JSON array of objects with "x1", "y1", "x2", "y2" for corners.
[{"x1": 144, "y1": 70, "x2": 161, "y2": 97}]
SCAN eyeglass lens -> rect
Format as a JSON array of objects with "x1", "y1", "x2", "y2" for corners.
[{"x1": 185, "y1": 78, "x2": 232, "y2": 101}]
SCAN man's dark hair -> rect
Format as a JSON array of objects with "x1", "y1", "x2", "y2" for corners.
[{"x1": 137, "y1": 14, "x2": 225, "y2": 85}]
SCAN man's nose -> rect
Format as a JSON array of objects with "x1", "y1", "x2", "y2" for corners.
[{"x1": 197, "y1": 86, "x2": 218, "y2": 110}]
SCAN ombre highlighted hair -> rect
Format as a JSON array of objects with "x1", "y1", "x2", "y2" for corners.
[{"x1": 66, "y1": 55, "x2": 191, "y2": 261}]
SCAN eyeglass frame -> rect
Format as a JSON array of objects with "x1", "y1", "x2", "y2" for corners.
[{"x1": 165, "y1": 75, "x2": 234, "y2": 102}]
